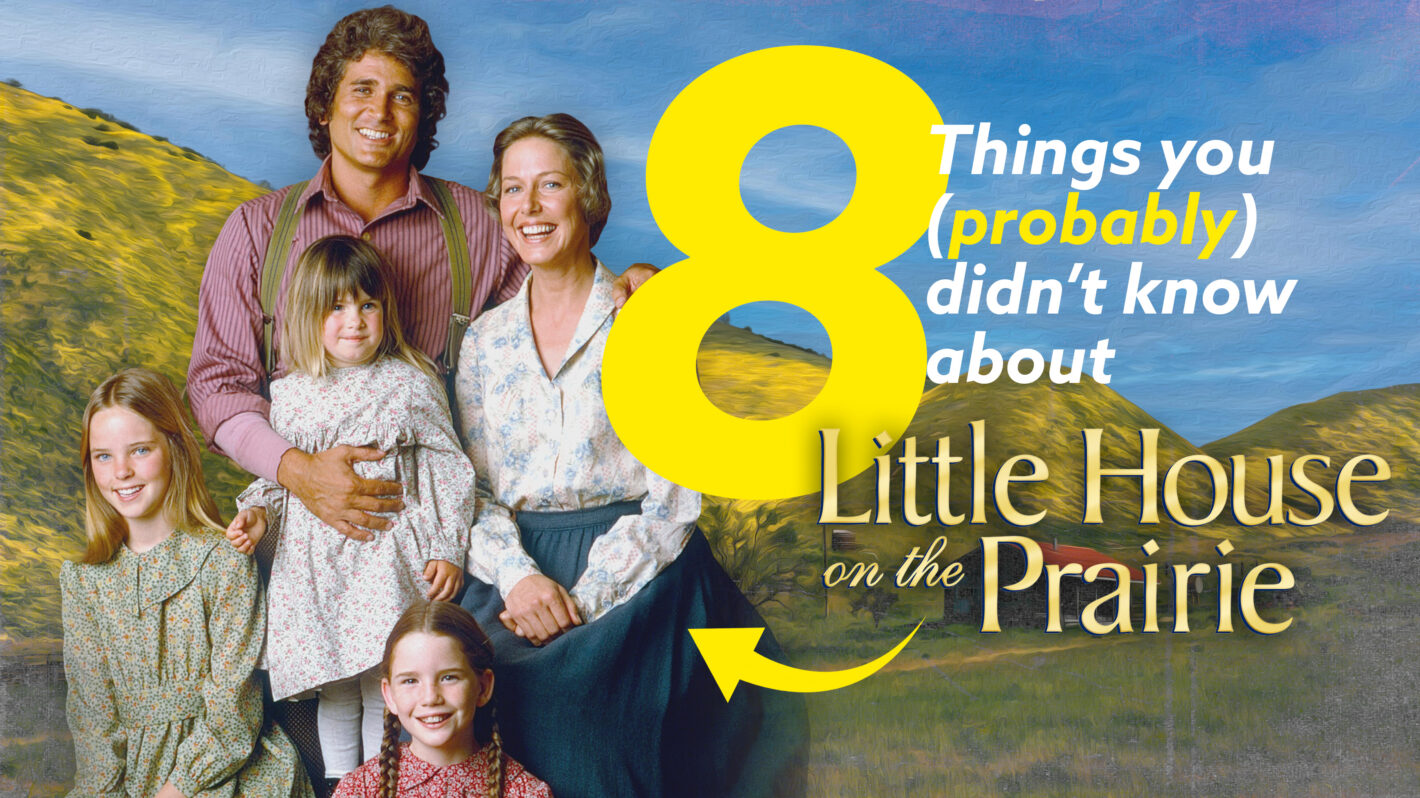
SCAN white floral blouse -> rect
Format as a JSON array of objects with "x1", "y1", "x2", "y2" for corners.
[{"x1": 455, "y1": 262, "x2": 701, "y2": 621}]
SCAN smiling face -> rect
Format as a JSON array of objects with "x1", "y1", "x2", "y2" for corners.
[
  {"x1": 382, "y1": 632, "x2": 494, "y2": 767},
  {"x1": 498, "y1": 135, "x2": 592, "y2": 272},
  {"x1": 321, "y1": 289, "x2": 384, "y2": 369},
  {"x1": 322, "y1": 50, "x2": 420, "y2": 178},
  {"x1": 88, "y1": 406, "x2": 172, "y2": 541}
]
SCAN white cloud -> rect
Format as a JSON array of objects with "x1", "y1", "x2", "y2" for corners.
[{"x1": 8, "y1": 2, "x2": 309, "y2": 109}]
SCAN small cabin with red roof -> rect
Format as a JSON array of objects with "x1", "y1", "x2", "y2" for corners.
[{"x1": 942, "y1": 539, "x2": 1146, "y2": 628}]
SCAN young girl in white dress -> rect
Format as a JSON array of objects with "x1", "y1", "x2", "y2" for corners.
[{"x1": 226, "y1": 235, "x2": 476, "y2": 781}]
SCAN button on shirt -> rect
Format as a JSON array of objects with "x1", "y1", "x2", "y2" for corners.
[{"x1": 455, "y1": 263, "x2": 701, "y2": 621}]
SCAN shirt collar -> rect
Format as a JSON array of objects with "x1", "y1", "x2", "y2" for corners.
[
  {"x1": 512, "y1": 260, "x2": 617, "y2": 380},
  {"x1": 395, "y1": 744, "x2": 485, "y2": 790},
  {"x1": 570, "y1": 260, "x2": 617, "y2": 357},
  {"x1": 117, "y1": 530, "x2": 221, "y2": 612},
  {"x1": 300, "y1": 158, "x2": 443, "y2": 221}
]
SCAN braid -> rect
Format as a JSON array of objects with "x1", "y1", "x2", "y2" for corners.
[
  {"x1": 377, "y1": 709, "x2": 402, "y2": 798},
  {"x1": 484, "y1": 712, "x2": 504, "y2": 798},
  {"x1": 379, "y1": 602, "x2": 501, "y2": 796}
]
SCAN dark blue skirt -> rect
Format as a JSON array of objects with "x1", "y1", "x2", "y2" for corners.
[{"x1": 460, "y1": 501, "x2": 807, "y2": 798}]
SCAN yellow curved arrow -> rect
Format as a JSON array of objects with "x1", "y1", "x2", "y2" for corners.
[{"x1": 689, "y1": 620, "x2": 923, "y2": 700}]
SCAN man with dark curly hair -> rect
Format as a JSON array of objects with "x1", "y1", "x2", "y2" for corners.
[
  {"x1": 191, "y1": 6, "x2": 649, "y2": 542},
  {"x1": 303, "y1": 5, "x2": 451, "y2": 178},
  {"x1": 187, "y1": 8, "x2": 650, "y2": 789},
  {"x1": 191, "y1": 7, "x2": 488, "y2": 543}
]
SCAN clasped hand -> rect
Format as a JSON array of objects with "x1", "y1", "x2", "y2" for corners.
[{"x1": 501, "y1": 574, "x2": 584, "y2": 645}]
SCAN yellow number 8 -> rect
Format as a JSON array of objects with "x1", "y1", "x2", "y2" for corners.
[{"x1": 604, "y1": 46, "x2": 946, "y2": 499}]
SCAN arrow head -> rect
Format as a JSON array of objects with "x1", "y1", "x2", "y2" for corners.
[{"x1": 689, "y1": 627, "x2": 766, "y2": 701}]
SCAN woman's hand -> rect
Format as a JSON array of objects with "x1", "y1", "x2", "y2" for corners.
[
  {"x1": 501, "y1": 574, "x2": 583, "y2": 645},
  {"x1": 424, "y1": 560, "x2": 464, "y2": 601},
  {"x1": 224, "y1": 508, "x2": 267, "y2": 555},
  {"x1": 153, "y1": 781, "x2": 186, "y2": 798}
]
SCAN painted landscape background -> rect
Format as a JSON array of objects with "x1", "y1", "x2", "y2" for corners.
[{"x1": 2, "y1": 77, "x2": 1418, "y2": 795}]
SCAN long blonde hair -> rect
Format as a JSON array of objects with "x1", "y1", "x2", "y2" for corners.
[
  {"x1": 280, "y1": 235, "x2": 433, "y2": 378},
  {"x1": 79, "y1": 368, "x2": 223, "y2": 564}
]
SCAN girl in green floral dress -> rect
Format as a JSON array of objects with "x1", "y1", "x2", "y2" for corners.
[{"x1": 62, "y1": 368, "x2": 310, "y2": 798}]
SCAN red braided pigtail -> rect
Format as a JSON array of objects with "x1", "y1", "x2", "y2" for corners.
[
  {"x1": 484, "y1": 710, "x2": 504, "y2": 798},
  {"x1": 377, "y1": 709, "x2": 402, "y2": 798}
]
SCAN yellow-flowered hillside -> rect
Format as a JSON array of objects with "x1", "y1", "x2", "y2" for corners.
[{"x1": 1, "y1": 83, "x2": 264, "y2": 644}]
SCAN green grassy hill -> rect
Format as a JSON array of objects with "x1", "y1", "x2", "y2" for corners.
[
  {"x1": 1204, "y1": 384, "x2": 1419, "y2": 527},
  {"x1": 697, "y1": 320, "x2": 830, "y2": 419},
  {"x1": 839, "y1": 375, "x2": 1363, "y2": 553},
  {"x1": 696, "y1": 334, "x2": 1412, "y2": 622},
  {"x1": 0, "y1": 84, "x2": 264, "y2": 643}
]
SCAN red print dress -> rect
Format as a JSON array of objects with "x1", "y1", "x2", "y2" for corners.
[{"x1": 332, "y1": 743, "x2": 551, "y2": 798}]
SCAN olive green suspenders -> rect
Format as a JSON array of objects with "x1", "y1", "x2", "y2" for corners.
[
  {"x1": 258, "y1": 181, "x2": 310, "y2": 377},
  {"x1": 425, "y1": 177, "x2": 473, "y2": 376},
  {"x1": 257, "y1": 176, "x2": 473, "y2": 378}
]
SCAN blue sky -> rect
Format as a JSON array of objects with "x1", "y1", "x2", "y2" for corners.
[{"x1": 6, "y1": 0, "x2": 1417, "y2": 443}]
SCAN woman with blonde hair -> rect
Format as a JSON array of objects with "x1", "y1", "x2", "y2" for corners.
[{"x1": 457, "y1": 113, "x2": 807, "y2": 797}]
